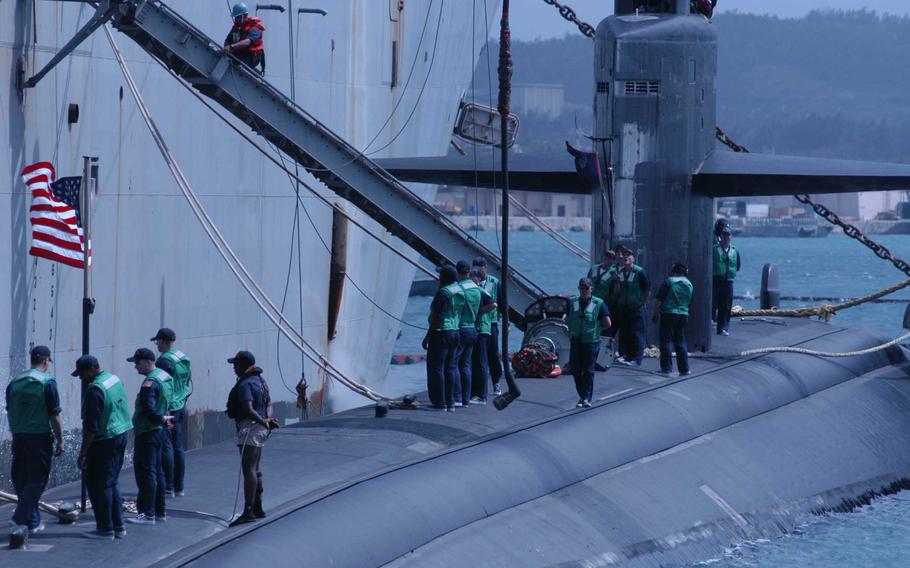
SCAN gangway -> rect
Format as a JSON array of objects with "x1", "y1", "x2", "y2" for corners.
[{"x1": 27, "y1": 0, "x2": 545, "y2": 325}]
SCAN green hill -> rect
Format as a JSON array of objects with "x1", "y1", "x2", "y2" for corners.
[{"x1": 480, "y1": 10, "x2": 910, "y2": 162}]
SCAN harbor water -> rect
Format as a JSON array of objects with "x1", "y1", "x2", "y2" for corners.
[{"x1": 390, "y1": 231, "x2": 910, "y2": 567}]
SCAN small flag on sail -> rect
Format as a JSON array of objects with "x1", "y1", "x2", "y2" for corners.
[
  {"x1": 22, "y1": 162, "x2": 90, "y2": 269},
  {"x1": 565, "y1": 142, "x2": 604, "y2": 186}
]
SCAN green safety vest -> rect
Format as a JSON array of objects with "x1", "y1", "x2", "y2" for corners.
[
  {"x1": 7, "y1": 369, "x2": 53, "y2": 434},
  {"x1": 713, "y1": 244, "x2": 739, "y2": 280},
  {"x1": 661, "y1": 276, "x2": 693, "y2": 316},
  {"x1": 588, "y1": 263, "x2": 616, "y2": 302},
  {"x1": 88, "y1": 372, "x2": 132, "y2": 440},
  {"x1": 458, "y1": 279, "x2": 483, "y2": 329},
  {"x1": 430, "y1": 283, "x2": 464, "y2": 332},
  {"x1": 133, "y1": 368, "x2": 175, "y2": 434},
  {"x1": 613, "y1": 265, "x2": 646, "y2": 309},
  {"x1": 158, "y1": 349, "x2": 192, "y2": 411},
  {"x1": 481, "y1": 275, "x2": 500, "y2": 321},
  {"x1": 477, "y1": 289, "x2": 493, "y2": 335},
  {"x1": 567, "y1": 295, "x2": 605, "y2": 344}
]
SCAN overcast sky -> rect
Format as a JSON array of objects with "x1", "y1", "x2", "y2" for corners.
[{"x1": 510, "y1": 1, "x2": 910, "y2": 41}]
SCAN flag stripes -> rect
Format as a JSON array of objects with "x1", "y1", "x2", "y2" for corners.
[{"x1": 22, "y1": 161, "x2": 89, "y2": 269}]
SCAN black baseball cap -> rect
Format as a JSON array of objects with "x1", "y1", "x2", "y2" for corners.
[
  {"x1": 228, "y1": 350, "x2": 256, "y2": 365},
  {"x1": 30, "y1": 345, "x2": 52, "y2": 362},
  {"x1": 471, "y1": 257, "x2": 487, "y2": 268},
  {"x1": 455, "y1": 260, "x2": 471, "y2": 274},
  {"x1": 127, "y1": 348, "x2": 157, "y2": 363},
  {"x1": 71, "y1": 354, "x2": 100, "y2": 377},
  {"x1": 150, "y1": 327, "x2": 176, "y2": 341},
  {"x1": 436, "y1": 264, "x2": 457, "y2": 277}
]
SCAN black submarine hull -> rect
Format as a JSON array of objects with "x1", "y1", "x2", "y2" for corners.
[
  {"x1": 4, "y1": 319, "x2": 909, "y2": 567},
  {"x1": 183, "y1": 320, "x2": 910, "y2": 567}
]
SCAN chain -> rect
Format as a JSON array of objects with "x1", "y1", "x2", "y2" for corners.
[
  {"x1": 541, "y1": 0, "x2": 597, "y2": 39},
  {"x1": 714, "y1": 127, "x2": 910, "y2": 278}
]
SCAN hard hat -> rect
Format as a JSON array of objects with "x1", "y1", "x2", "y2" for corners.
[{"x1": 231, "y1": 3, "x2": 249, "y2": 18}]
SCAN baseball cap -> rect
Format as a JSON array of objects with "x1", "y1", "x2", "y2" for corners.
[
  {"x1": 71, "y1": 354, "x2": 100, "y2": 377},
  {"x1": 30, "y1": 345, "x2": 52, "y2": 362},
  {"x1": 150, "y1": 327, "x2": 176, "y2": 341},
  {"x1": 455, "y1": 260, "x2": 471, "y2": 274},
  {"x1": 228, "y1": 350, "x2": 256, "y2": 365},
  {"x1": 436, "y1": 264, "x2": 457, "y2": 280},
  {"x1": 471, "y1": 257, "x2": 487, "y2": 268},
  {"x1": 127, "y1": 348, "x2": 157, "y2": 363}
]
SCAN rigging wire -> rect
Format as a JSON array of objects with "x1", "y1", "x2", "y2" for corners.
[
  {"x1": 482, "y1": 0, "x2": 502, "y2": 255},
  {"x1": 273, "y1": 150, "x2": 430, "y2": 330},
  {"x1": 151, "y1": 57, "x2": 436, "y2": 281},
  {"x1": 471, "y1": 0, "x2": 480, "y2": 239},
  {"x1": 274, "y1": 202, "x2": 301, "y2": 395},
  {"x1": 289, "y1": 0, "x2": 437, "y2": 173},
  {"x1": 364, "y1": 0, "x2": 446, "y2": 157},
  {"x1": 105, "y1": 26, "x2": 387, "y2": 402},
  {"x1": 220, "y1": 68, "x2": 431, "y2": 331}
]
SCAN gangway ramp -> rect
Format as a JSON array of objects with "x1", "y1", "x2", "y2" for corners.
[{"x1": 107, "y1": 0, "x2": 544, "y2": 324}]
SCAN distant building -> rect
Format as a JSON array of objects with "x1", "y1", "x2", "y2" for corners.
[
  {"x1": 469, "y1": 83, "x2": 565, "y2": 120},
  {"x1": 435, "y1": 186, "x2": 590, "y2": 222}
]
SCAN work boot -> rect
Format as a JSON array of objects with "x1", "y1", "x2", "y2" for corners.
[
  {"x1": 254, "y1": 495, "x2": 266, "y2": 519},
  {"x1": 229, "y1": 508, "x2": 257, "y2": 527}
]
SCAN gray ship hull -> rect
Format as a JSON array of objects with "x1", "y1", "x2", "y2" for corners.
[{"x1": 1, "y1": 1, "x2": 498, "y2": 452}]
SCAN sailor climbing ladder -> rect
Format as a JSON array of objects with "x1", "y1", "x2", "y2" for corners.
[{"x1": 25, "y1": 0, "x2": 544, "y2": 326}]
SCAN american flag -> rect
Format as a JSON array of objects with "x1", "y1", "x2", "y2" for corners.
[{"x1": 22, "y1": 162, "x2": 90, "y2": 269}]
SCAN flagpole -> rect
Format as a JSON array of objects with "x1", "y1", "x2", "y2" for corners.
[{"x1": 80, "y1": 155, "x2": 96, "y2": 512}]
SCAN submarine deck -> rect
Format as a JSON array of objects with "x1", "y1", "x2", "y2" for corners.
[{"x1": 2, "y1": 317, "x2": 909, "y2": 567}]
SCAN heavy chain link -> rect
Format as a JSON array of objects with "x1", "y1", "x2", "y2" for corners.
[
  {"x1": 541, "y1": 0, "x2": 597, "y2": 39},
  {"x1": 715, "y1": 127, "x2": 910, "y2": 278}
]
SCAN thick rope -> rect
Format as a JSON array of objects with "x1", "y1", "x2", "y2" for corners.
[
  {"x1": 737, "y1": 331, "x2": 910, "y2": 358},
  {"x1": 106, "y1": 26, "x2": 387, "y2": 402},
  {"x1": 732, "y1": 278, "x2": 910, "y2": 320},
  {"x1": 644, "y1": 331, "x2": 910, "y2": 360}
]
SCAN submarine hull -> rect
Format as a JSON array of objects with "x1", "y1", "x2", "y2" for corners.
[{"x1": 4, "y1": 318, "x2": 909, "y2": 567}]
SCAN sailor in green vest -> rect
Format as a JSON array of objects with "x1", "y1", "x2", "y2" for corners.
[
  {"x1": 151, "y1": 327, "x2": 191, "y2": 497},
  {"x1": 74, "y1": 354, "x2": 133, "y2": 540},
  {"x1": 125, "y1": 348, "x2": 174, "y2": 526},
  {"x1": 588, "y1": 248, "x2": 620, "y2": 366},
  {"x1": 653, "y1": 263, "x2": 694, "y2": 375},
  {"x1": 468, "y1": 267, "x2": 497, "y2": 405},
  {"x1": 711, "y1": 218, "x2": 729, "y2": 323},
  {"x1": 472, "y1": 257, "x2": 504, "y2": 396},
  {"x1": 567, "y1": 278, "x2": 611, "y2": 408},
  {"x1": 713, "y1": 227, "x2": 741, "y2": 336},
  {"x1": 453, "y1": 260, "x2": 494, "y2": 407},
  {"x1": 422, "y1": 265, "x2": 463, "y2": 411},
  {"x1": 5, "y1": 345, "x2": 63, "y2": 533},
  {"x1": 607, "y1": 245, "x2": 651, "y2": 366},
  {"x1": 588, "y1": 248, "x2": 618, "y2": 303}
]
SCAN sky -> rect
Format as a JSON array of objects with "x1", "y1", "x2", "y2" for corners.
[{"x1": 510, "y1": 0, "x2": 910, "y2": 41}]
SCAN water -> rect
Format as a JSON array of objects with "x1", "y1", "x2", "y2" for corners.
[
  {"x1": 394, "y1": 233, "x2": 910, "y2": 357},
  {"x1": 390, "y1": 231, "x2": 910, "y2": 567},
  {"x1": 703, "y1": 493, "x2": 910, "y2": 567}
]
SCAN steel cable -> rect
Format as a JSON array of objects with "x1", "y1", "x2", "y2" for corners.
[{"x1": 106, "y1": 25, "x2": 387, "y2": 402}]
